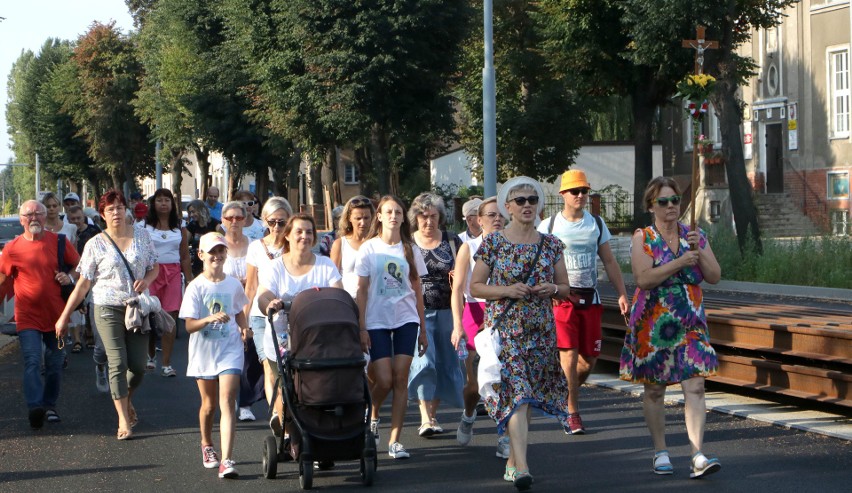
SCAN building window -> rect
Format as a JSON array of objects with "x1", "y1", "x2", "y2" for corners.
[
  {"x1": 827, "y1": 171, "x2": 850, "y2": 200},
  {"x1": 828, "y1": 48, "x2": 850, "y2": 139},
  {"x1": 344, "y1": 162, "x2": 359, "y2": 184}
]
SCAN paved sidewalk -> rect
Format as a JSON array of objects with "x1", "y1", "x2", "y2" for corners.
[{"x1": 589, "y1": 373, "x2": 852, "y2": 441}]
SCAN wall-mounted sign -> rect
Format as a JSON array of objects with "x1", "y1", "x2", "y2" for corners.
[{"x1": 744, "y1": 121, "x2": 753, "y2": 160}]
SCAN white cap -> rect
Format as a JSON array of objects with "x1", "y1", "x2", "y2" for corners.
[
  {"x1": 462, "y1": 198, "x2": 483, "y2": 217},
  {"x1": 199, "y1": 232, "x2": 228, "y2": 253},
  {"x1": 63, "y1": 192, "x2": 80, "y2": 202}
]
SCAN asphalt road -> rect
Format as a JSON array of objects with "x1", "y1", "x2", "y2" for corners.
[{"x1": 1, "y1": 330, "x2": 851, "y2": 493}]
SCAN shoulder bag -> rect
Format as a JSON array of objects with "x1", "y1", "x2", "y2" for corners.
[{"x1": 58, "y1": 234, "x2": 85, "y2": 311}]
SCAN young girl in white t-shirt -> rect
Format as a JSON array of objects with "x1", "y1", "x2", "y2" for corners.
[
  {"x1": 179, "y1": 232, "x2": 249, "y2": 480},
  {"x1": 354, "y1": 195, "x2": 427, "y2": 460}
]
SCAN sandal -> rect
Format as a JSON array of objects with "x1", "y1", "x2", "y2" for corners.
[
  {"x1": 690, "y1": 452, "x2": 721, "y2": 479},
  {"x1": 504, "y1": 466, "x2": 517, "y2": 482},
  {"x1": 129, "y1": 407, "x2": 138, "y2": 428},
  {"x1": 117, "y1": 429, "x2": 133, "y2": 441},
  {"x1": 653, "y1": 450, "x2": 674, "y2": 475},
  {"x1": 71, "y1": 342, "x2": 82, "y2": 353},
  {"x1": 513, "y1": 470, "x2": 534, "y2": 491}
]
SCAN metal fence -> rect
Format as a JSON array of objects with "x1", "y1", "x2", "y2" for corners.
[{"x1": 544, "y1": 191, "x2": 635, "y2": 233}]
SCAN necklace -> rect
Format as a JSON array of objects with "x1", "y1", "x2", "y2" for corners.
[{"x1": 655, "y1": 223, "x2": 679, "y2": 250}]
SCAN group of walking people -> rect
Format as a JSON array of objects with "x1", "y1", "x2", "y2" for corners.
[{"x1": 4, "y1": 168, "x2": 723, "y2": 489}]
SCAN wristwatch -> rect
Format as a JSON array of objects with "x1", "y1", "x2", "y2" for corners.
[{"x1": 553, "y1": 284, "x2": 558, "y2": 296}]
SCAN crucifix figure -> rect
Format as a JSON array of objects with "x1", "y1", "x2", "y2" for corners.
[{"x1": 682, "y1": 25, "x2": 718, "y2": 75}]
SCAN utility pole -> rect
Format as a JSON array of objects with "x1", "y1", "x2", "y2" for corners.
[{"x1": 482, "y1": 0, "x2": 497, "y2": 197}]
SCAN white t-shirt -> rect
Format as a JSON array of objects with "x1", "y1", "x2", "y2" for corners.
[
  {"x1": 458, "y1": 230, "x2": 480, "y2": 244},
  {"x1": 464, "y1": 235, "x2": 485, "y2": 303},
  {"x1": 537, "y1": 211, "x2": 611, "y2": 300},
  {"x1": 354, "y1": 237, "x2": 427, "y2": 331},
  {"x1": 246, "y1": 239, "x2": 283, "y2": 318},
  {"x1": 222, "y1": 219, "x2": 266, "y2": 242},
  {"x1": 179, "y1": 275, "x2": 249, "y2": 377},
  {"x1": 340, "y1": 236, "x2": 360, "y2": 299},
  {"x1": 262, "y1": 255, "x2": 342, "y2": 360},
  {"x1": 143, "y1": 224, "x2": 183, "y2": 264}
]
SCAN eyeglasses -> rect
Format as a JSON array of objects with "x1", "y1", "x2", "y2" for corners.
[
  {"x1": 566, "y1": 188, "x2": 590, "y2": 196},
  {"x1": 656, "y1": 195, "x2": 681, "y2": 207},
  {"x1": 22, "y1": 212, "x2": 46, "y2": 219},
  {"x1": 207, "y1": 195, "x2": 219, "y2": 199},
  {"x1": 509, "y1": 195, "x2": 539, "y2": 206},
  {"x1": 266, "y1": 219, "x2": 287, "y2": 228},
  {"x1": 104, "y1": 206, "x2": 126, "y2": 215},
  {"x1": 222, "y1": 215, "x2": 245, "y2": 222},
  {"x1": 242, "y1": 200, "x2": 256, "y2": 207},
  {"x1": 481, "y1": 212, "x2": 502, "y2": 219}
]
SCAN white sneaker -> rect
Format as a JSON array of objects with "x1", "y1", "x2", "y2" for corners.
[
  {"x1": 145, "y1": 356, "x2": 156, "y2": 372},
  {"x1": 95, "y1": 364, "x2": 109, "y2": 393},
  {"x1": 161, "y1": 365, "x2": 177, "y2": 377},
  {"x1": 496, "y1": 436, "x2": 510, "y2": 459},
  {"x1": 238, "y1": 407, "x2": 256, "y2": 421},
  {"x1": 388, "y1": 441, "x2": 410, "y2": 459},
  {"x1": 270, "y1": 412, "x2": 283, "y2": 437},
  {"x1": 369, "y1": 418, "x2": 380, "y2": 446},
  {"x1": 456, "y1": 412, "x2": 476, "y2": 446}
]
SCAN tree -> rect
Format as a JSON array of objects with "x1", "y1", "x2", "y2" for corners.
[
  {"x1": 64, "y1": 22, "x2": 153, "y2": 189},
  {"x1": 456, "y1": 0, "x2": 590, "y2": 183},
  {"x1": 224, "y1": 0, "x2": 471, "y2": 196}
]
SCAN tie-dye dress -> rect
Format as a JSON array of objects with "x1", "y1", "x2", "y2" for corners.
[
  {"x1": 619, "y1": 223, "x2": 718, "y2": 384},
  {"x1": 475, "y1": 232, "x2": 570, "y2": 435}
]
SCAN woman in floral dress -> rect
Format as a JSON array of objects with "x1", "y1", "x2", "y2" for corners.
[
  {"x1": 470, "y1": 177, "x2": 571, "y2": 491},
  {"x1": 619, "y1": 176, "x2": 722, "y2": 479}
]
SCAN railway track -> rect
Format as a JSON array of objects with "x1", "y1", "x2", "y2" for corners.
[{"x1": 598, "y1": 294, "x2": 852, "y2": 409}]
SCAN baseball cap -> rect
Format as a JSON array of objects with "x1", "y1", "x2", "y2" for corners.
[
  {"x1": 133, "y1": 202, "x2": 148, "y2": 219},
  {"x1": 63, "y1": 192, "x2": 80, "y2": 203},
  {"x1": 462, "y1": 198, "x2": 483, "y2": 217},
  {"x1": 559, "y1": 170, "x2": 591, "y2": 193},
  {"x1": 130, "y1": 191, "x2": 143, "y2": 200},
  {"x1": 199, "y1": 232, "x2": 228, "y2": 253}
]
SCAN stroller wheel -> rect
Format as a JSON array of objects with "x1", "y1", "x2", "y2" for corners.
[
  {"x1": 299, "y1": 458, "x2": 314, "y2": 490},
  {"x1": 262, "y1": 435, "x2": 278, "y2": 479},
  {"x1": 360, "y1": 457, "x2": 376, "y2": 486}
]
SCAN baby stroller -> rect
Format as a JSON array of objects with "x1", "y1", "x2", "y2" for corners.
[{"x1": 262, "y1": 287, "x2": 376, "y2": 489}]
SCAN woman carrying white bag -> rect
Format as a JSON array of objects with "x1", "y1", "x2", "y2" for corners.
[{"x1": 469, "y1": 177, "x2": 571, "y2": 491}]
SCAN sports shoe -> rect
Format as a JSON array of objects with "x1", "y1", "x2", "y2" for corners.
[
  {"x1": 95, "y1": 364, "x2": 109, "y2": 393},
  {"x1": 690, "y1": 452, "x2": 721, "y2": 479},
  {"x1": 238, "y1": 407, "x2": 256, "y2": 421},
  {"x1": 270, "y1": 412, "x2": 283, "y2": 437},
  {"x1": 513, "y1": 471, "x2": 534, "y2": 491},
  {"x1": 369, "y1": 418, "x2": 380, "y2": 446},
  {"x1": 388, "y1": 441, "x2": 410, "y2": 459},
  {"x1": 496, "y1": 436, "x2": 510, "y2": 459},
  {"x1": 28, "y1": 407, "x2": 46, "y2": 430},
  {"x1": 162, "y1": 365, "x2": 177, "y2": 377},
  {"x1": 145, "y1": 356, "x2": 156, "y2": 372},
  {"x1": 202, "y1": 445, "x2": 219, "y2": 469},
  {"x1": 456, "y1": 412, "x2": 476, "y2": 446},
  {"x1": 564, "y1": 413, "x2": 585, "y2": 435},
  {"x1": 45, "y1": 410, "x2": 61, "y2": 423},
  {"x1": 218, "y1": 458, "x2": 239, "y2": 479}
]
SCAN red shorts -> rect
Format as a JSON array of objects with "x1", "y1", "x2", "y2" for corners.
[{"x1": 553, "y1": 300, "x2": 603, "y2": 357}]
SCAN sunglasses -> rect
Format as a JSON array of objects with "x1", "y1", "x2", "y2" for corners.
[
  {"x1": 349, "y1": 197, "x2": 373, "y2": 207},
  {"x1": 656, "y1": 195, "x2": 681, "y2": 207},
  {"x1": 242, "y1": 200, "x2": 256, "y2": 207},
  {"x1": 509, "y1": 195, "x2": 539, "y2": 206},
  {"x1": 266, "y1": 219, "x2": 287, "y2": 228},
  {"x1": 481, "y1": 212, "x2": 503, "y2": 219},
  {"x1": 222, "y1": 215, "x2": 245, "y2": 222},
  {"x1": 566, "y1": 188, "x2": 590, "y2": 196}
]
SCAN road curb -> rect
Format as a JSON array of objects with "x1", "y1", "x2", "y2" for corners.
[{"x1": 588, "y1": 373, "x2": 852, "y2": 442}]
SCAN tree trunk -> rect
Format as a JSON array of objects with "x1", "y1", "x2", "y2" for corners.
[
  {"x1": 631, "y1": 77, "x2": 657, "y2": 229},
  {"x1": 194, "y1": 146, "x2": 210, "y2": 200},
  {"x1": 354, "y1": 147, "x2": 376, "y2": 196},
  {"x1": 369, "y1": 123, "x2": 391, "y2": 195},
  {"x1": 170, "y1": 148, "x2": 183, "y2": 198}
]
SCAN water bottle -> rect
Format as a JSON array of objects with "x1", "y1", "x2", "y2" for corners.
[{"x1": 457, "y1": 342, "x2": 468, "y2": 360}]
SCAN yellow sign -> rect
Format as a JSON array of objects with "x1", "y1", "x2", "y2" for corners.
[{"x1": 788, "y1": 119, "x2": 798, "y2": 130}]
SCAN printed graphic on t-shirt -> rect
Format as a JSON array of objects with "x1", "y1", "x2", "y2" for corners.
[
  {"x1": 377, "y1": 254, "x2": 406, "y2": 296},
  {"x1": 565, "y1": 246, "x2": 596, "y2": 288},
  {"x1": 201, "y1": 293, "x2": 231, "y2": 340}
]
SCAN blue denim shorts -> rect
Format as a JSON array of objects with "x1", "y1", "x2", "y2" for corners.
[
  {"x1": 368, "y1": 322, "x2": 419, "y2": 361},
  {"x1": 196, "y1": 368, "x2": 241, "y2": 380}
]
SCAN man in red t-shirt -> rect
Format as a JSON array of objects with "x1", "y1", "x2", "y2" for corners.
[{"x1": 0, "y1": 200, "x2": 79, "y2": 429}]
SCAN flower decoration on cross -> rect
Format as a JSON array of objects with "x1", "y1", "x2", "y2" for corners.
[{"x1": 675, "y1": 73, "x2": 717, "y2": 120}]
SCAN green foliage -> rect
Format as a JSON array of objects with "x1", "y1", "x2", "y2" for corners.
[
  {"x1": 708, "y1": 226, "x2": 852, "y2": 289},
  {"x1": 455, "y1": 0, "x2": 589, "y2": 183}
]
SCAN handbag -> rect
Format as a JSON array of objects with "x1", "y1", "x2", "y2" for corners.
[
  {"x1": 57, "y1": 234, "x2": 85, "y2": 311},
  {"x1": 568, "y1": 287, "x2": 597, "y2": 310},
  {"x1": 475, "y1": 235, "x2": 544, "y2": 400},
  {"x1": 102, "y1": 231, "x2": 161, "y2": 327}
]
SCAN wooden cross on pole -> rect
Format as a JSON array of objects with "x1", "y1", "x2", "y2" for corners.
[
  {"x1": 682, "y1": 25, "x2": 718, "y2": 75},
  {"x1": 682, "y1": 25, "x2": 719, "y2": 244}
]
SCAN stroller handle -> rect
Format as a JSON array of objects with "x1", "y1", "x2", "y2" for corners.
[{"x1": 265, "y1": 300, "x2": 293, "y2": 321}]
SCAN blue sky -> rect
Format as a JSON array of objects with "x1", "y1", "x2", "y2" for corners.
[{"x1": 0, "y1": 0, "x2": 134, "y2": 165}]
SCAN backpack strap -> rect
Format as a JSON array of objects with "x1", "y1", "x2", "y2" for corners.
[
  {"x1": 548, "y1": 214, "x2": 556, "y2": 234},
  {"x1": 58, "y1": 234, "x2": 66, "y2": 273},
  {"x1": 593, "y1": 214, "x2": 603, "y2": 245}
]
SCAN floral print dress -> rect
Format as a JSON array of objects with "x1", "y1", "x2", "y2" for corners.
[
  {"x1": 475, "y1": 232, "x2": 570, "y2": 435},
  {"x1": 619, "y1": 223, "x2": 718, "y2": 384}
]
